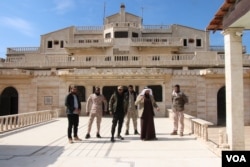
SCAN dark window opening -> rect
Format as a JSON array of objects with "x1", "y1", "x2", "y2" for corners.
[
  {"x1": 102, "y1": 86, "x2": 117, "y2": 103},
  {"x1": 105, "y1": 56, "x2": 111, "y2": 61},
  {"x1": 60, "y1": 41, "x2": 64, "y2": 48},
  {"x1": 196, "y1": 39, "x2": 202, "y2": 47},
  {"x1": 183, "y1": 39, "x2": 187, "y2": 46},
  {"x1": 188, "y1": 38, "x2": 194, "y2": 43},
  {"x1": 68, "y1": 85, "x2": 86, "y2": 102},
  {"x1": 114, "y1": 31, "x2": 128, "y2": 38},
  {"x1": 105, "y1": 33, "x2": 111, "y2": 38},
  {"x1": 132, "y1": 32, "x2": 138, "y2": 37},
  {"x1": 54, "y1": 40, "x2": 59, "y2": 45},
  {"x1": 152, "y1": 56, "x2": 160, "y2": 61},
  {"x1": 79, "y1": 40, "x2": 84, "y2": 43},
  {"x1": 47, "y1": 41, "x2": 53, "y2": 48},
  {"x1": 147, "y1": 85, "x2": 162, "y2": 102},
  {"x1": 0, "y1": 86, "x2": 18, "y2": 116},
  {"x1": 86, "y1": 57, "x2": 91, "y2": 61}
]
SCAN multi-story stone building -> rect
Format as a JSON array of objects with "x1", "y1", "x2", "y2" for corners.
[{"x1": 0, "y1": 4, "x2": 250, "y2": 126}]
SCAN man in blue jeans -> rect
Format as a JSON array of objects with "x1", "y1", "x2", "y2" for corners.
[{"x1": 65, "y1": 85, "x2": 82, "y2": 143}]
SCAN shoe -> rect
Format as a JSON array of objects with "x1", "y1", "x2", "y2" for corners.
[
  {"x1": 96, "y1": 133, "x2": 101, "y2": 138},
  {"x1": 85, "y1": 133, "x2": 90, "y2": 139},
  {"x1": 68, "y1": 138, "x2": 73, "y2": 144},
  {"x1": 170, "y1": 131, "x2": 177, "y2": 135},
  {"x1": 117, "y1": 135, "x2": 124, "y2": 140},
  {"x1": 125, "y1": 130, "x2": 129, "y2": 135},
  {"x1": 74, "y1": 136, "x2": 82, "y2": 141},
  {"x1": 134, "y1": 130, "x2": 139, "y2": 135},
  {"x1": 179, "y1": 132, "x2": 183, "y2": 136},
  {"x1": 111, "y1": 137, "x2": 115, "y2": 142}
]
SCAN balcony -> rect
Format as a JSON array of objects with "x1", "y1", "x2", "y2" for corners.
[
  {"x1": 2, "y1": 53, "x2": 250, "y2": 69},
  {"x1": 104, "y1": 22, "x2": 141, "y2": 29},
  {"x1": 131, "y1": 37, "x2": 183, "y2": 47},
  {"x1": 7, "y1": 47, "x2": 40, "y2": 55},
  {"x1": 142, "y1": 25, "x2": 172, "y2": 33},
  {"x1": 64, "y1": 38, "x2": 114, "y2": 49},
  {"x1": 75, "y1": 26, "x2": 103, "y2": 34}
]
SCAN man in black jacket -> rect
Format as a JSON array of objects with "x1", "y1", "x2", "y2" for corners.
[
  {"x1": 109, "y1": 86, "x2": 128, "y2": 142},
  {"x1": 65, "y1": 85, "x2": 82, "y2": 143}
]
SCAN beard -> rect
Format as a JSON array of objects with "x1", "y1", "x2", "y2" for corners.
[{"x1": 95, "y1": 92, "x2": 100, "y2": 96}]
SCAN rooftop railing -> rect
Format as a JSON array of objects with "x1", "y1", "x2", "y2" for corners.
[
  {"x1": 0, "y1": 109, "x2": 59, "y2": 133},
  {"x1": 7, "y1": 47, "x2": 40, "y2": 54}
]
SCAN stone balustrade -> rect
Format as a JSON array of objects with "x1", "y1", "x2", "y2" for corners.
[
  {"x1": 167, "y1": 109, "x2": 214, "y2": 141},
  {"x1": 7, "y1": 47, "x2": 40, "y2": 54},
  {"x1": 0, "y1": 53, "x2": 227, "y2": 69},
  {"x1": 1, "y1": 52, "x2": 250, "y2": 69},
  {"x1": 0, "y1": 109, "x2": 59, "y2": 133}
]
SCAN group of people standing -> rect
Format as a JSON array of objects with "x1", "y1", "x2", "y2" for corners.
[{"x1": 65, "y1": 84, "x2": 188, "y2": 144}]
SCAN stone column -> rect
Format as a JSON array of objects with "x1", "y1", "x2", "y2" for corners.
[{"x1": 223, "y1": 28, "x2": 245, "y2": 150}]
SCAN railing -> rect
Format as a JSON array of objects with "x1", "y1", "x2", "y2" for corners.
[
  {"x1": 65, "y1": 38, "x2": 114, "y2": 48},
  {"x1": 75, "y1": 26, "x2": 104, "y2": 34},
  {"x1": 209, "y1": 45, "x2": 247, "y2": 53},
  {"x1": 167, "y1": 109, "x2": 213, "y2": 141},
  {"x1": 142, "y1": 25, "x2": 172, "y2": 33},
  {"x1": 104, "y1": 22, "x2": 141, "y2": 29},
  {"x1": 7, "y1": 47, "x2": 40, "y2": 54},
  {"x1": 131, "y1": 37, "x2": 183, "y2": 46},
  {"x1": 0, "y1": 109, "x2": 59, "y2": 133},
  {"x1": 1, "y1": 53, "x2": 250, "y2": 69}
]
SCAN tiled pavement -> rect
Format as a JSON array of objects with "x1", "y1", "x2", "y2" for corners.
[{"x1": 0, "y1": 117, "x2": 221, "y2": 167}]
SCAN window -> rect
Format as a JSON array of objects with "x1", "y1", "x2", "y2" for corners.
[
  {"x1": 79, "y1": 40, "x2": 84, "y2": 43},
  {"x1": 54, "y1": 40, "x2": 59, "y2": 45},
  {"x1": 114, "y1": 31, "x2": 128, "y2": 38},
  {"x1": 183, "y1": 39, "x2": 187, "y2": 46},
  {"x1": 102, "y1": 86, "x2": 117, "y2": 103},
  {"x1": 47, "y1": 41, "x2": 53, "y2": 48},
  {"x1": 105, "y1": 33, "x2": 111, "y2": 38},
  {"x1": 188, "y1": 38, "x2": 194, "y2": 43},
  {"x1": 152, "y1": 56, "x2": 160, "y2": 61},
  {"x1": 68, "y1": 85, "x2": 86, "y2": 102},
  {"x1": 196, "y1": 39, "x2": 202, "y2": 47},
  {"x1": 132, "y1": 32, "x2": 138, "y2": 37},
  {"x1": 60, "y1": 41, "x2": 64, "y2": 48},
  {"x1": 115, "y1": 56, "x2": 128, "y2": 61},
  {"x1": 86, "y1": 57, "x2": 91, "y2": 61},
  {"x1": 105, "y1": 56, "x2": 111, "y2": 61},
  {"x1": 147, "y1": 85, "x2": 162, "y2": 102}
]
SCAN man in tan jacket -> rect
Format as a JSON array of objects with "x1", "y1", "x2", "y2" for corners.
[
  {"x1": 170, "y1": 84, "x2": 188, "y2": 136},
  {"x1": 85, "y1": 87, "x2": 107, "y2": 139}
]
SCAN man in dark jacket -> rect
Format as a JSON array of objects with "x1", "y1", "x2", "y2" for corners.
[
  {"x1": 65, "y1": 85, "x2": 82, "y2": 143},
  {"x1": 109, "y1": 86, "x2": 128, "y2": 142}
]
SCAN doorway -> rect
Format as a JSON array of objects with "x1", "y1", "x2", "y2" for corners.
[
  {"x1": 0, "y1": 87, "x2": 18, "y2": 116},
  {"x1": 217, "y1": 86, "x2": 226, "y2": 126}
]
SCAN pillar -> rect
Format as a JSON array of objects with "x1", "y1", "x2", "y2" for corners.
[{"x1": 223, "y1": 28, "x2": 245, "y2": 150}]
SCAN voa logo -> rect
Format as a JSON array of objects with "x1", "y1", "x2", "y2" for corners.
[
  {"x1": 226, "y1": 155, "x2": 246, "y2": 163},
  {"x1": 222, "y1": 151, "x2": 250, "y2": 167}
]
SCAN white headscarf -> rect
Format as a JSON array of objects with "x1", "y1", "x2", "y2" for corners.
[{"x1": 139, "y1": 87, "x2": 153, "y2": 96}]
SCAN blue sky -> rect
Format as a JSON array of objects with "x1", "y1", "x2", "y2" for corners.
[{"x1": 0, "y1": 0, "x2": 249, "y2": 58}]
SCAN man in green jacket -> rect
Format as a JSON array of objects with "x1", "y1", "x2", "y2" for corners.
[{"x1": 109, "y1": 86, "x2": 128, "y2": 142}]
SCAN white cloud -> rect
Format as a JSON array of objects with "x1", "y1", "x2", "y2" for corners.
[
  {"x1": 53, "y1": 0, "x2": 75, "y2": 14},
  {"x1": 0, "y1": 16, "x2": 34, "y2": 37}
]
